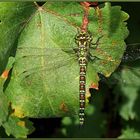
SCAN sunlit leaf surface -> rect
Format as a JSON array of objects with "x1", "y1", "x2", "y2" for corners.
[{"x1": 0, "y1": 2, "x2": 129, "y2": 138}]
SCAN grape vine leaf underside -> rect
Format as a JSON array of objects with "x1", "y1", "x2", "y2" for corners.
[{"x1": 0, "y1": 2, "x2": 129, "y2": 138}]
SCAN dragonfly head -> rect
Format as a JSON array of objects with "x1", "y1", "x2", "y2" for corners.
[{"x1": 75, "y1": 31, "x2": 92, "y2": 45}]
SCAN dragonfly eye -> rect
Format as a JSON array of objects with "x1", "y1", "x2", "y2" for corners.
[{"x1": 75, "y1": 31, "x2": 93, "y2": 43}]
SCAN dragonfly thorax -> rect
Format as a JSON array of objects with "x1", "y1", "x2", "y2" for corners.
[
  {"x1": 75, "y1": 31, "x2": 92, "y2": 60},
  {"x1": 78, "y1": 47, "x2": 87, "y2": 56}
]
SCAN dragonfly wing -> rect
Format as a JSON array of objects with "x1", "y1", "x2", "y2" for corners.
[
  {"x1": 99, "y1": 66, "x2": 140, "y2": 87},
  {"x1": 15, "y1": 47, "x2": 77, "y2": 76},
  {"x1": 89, "y1": 43, "x2": 125, "y2": 78},
  {"x1": 122, "y1": 44, "x2": 140, "y2": 62},
  {"x1": 7, "y1": 46, "x2": 80, "y2": 118}
]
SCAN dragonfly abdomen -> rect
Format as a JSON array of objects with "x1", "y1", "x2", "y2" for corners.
[
  {"x1": 79, "y1": 57, "x2": 87, "y2": 126},
  {"x1": 75, "y1": 31, "x2": 92, "y2": 126}
]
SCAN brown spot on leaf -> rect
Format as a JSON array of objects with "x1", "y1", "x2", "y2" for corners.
[
  {"x1": 90, "y1": 82, "x2": 99, "y2": 90},
  {"x1": 101, "y1": 60, "x2": 108, "y2": 65},
  {"x1": 107, "y1": 56, "x2": 113, "y2": 61},
  {"x1": 112, "y1": 41, "x2": 117, "y2": 46},
  {"x1": 60, "y1": 102, "x2": 69, "y2": 112},
  {"x1": 1, "y1": 70, "x2": 9, "y2": 79}
]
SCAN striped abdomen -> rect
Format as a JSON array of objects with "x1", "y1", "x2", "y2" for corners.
[
  {"x1": 79, "y1": 57, "x2": 87, "y2": 126},
  {"x1": 75, "y1": 31, "x2": 92, "y2": 126}
]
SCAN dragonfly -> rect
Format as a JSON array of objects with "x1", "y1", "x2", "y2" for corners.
[
  {"x1": 2, "y1": 2, "x2": 140, "y2": 126},
  {"x1": 75, "y1": 31, "x2": 100, "y2": 126},
  {"x1": 15, "y1": 30, "x2": 102, "y2": 123},
  {"x1": 13, "y1": 29, "x2": 140, "y2": 126}
]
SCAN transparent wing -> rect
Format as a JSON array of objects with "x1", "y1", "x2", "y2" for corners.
[
  {"x1": 99, "y1": 66, "x2": 140, "y2": 86},
  {"x1": 15, "y1": 47, "x2": 77, "y2": 77},
  {"x1": 11, "y1": 46, "x2": 79, "y2": 117},
  {"x1": 97, "y1": 43, "x2": 140, "y2": 86},
  {"x1": 122, "y1": 43, "x2": 140, "y2": 63},
  {"x1": 90, "y1": 43, "x2": 139, "y2": 61},
  {"x1": 15, "y1": 42, "x2": 140, "y2": 84},
  {"x1": 10, "y1": 41, "x2": 140, "y2": 117}
]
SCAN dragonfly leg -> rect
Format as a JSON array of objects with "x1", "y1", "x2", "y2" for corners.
[
  {"x1": 88, "y1": 52, "x2": 100, "y2": 61},
  {"x1": 73, "y1": 48, "x2": 79, "y2": 53},
  {"x1": 90, "y1": 35, "x2": 103, "y2": 49},
  {"x1": 62, "y1": 48, "x2": 77, "y2": 54}
]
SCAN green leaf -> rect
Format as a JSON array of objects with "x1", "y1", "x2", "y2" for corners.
[
  {"x1": 0, "y1": 57, "x2": 14, "y2": 126},
  {"x1": 0, "y1": 93, "x2": 8, "y2": 126},
  {"x1": 0, "y1": 57, "x2": 32, "y2": 138},
  {"x1": 119, "y1": 127, "x2": 140, "y2": 139},
  {"x1": 117, "y1": 64, "x2": 140, "y2": 120},
  {"x1": 5, "y1": 2, "x2": 129, "y2": 119},
  {"x1": 88, "y1": 2, "x2": 129, "y2": 77},
  {"x1": 0, "y1": 2, "x2": 36, "y2": 74},
  {"x1": 3, "y1": 116, "x2": 30, "y2": 138}
]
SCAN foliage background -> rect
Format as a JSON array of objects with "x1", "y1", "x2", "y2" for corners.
[{"x1": 0, "y1": 2, "x2": 140, "y2": 138}]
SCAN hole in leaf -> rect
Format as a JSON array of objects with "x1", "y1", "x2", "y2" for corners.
[{"x1": 37, "y1": 2, "x2": 45, "y2": 6}]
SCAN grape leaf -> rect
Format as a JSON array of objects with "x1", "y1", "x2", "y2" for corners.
[
  {"x1": 5, "y1": 2, "x2": 129, "y2": 118},
  {"x1": 0, "y1": 2, "x2": 36, "y2": 74},
  {"x1": 88, "y1": 2, "x2": 129, "y2": 77}
]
